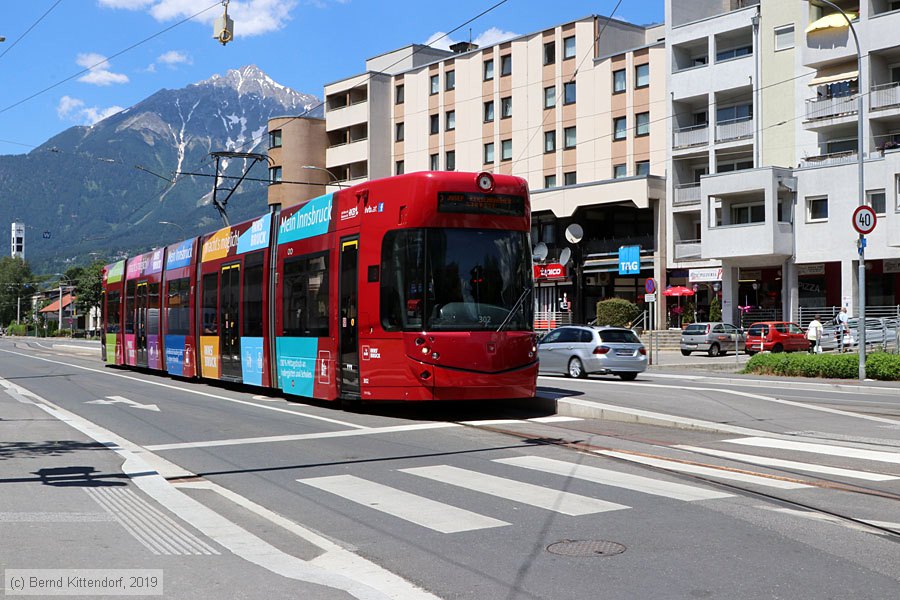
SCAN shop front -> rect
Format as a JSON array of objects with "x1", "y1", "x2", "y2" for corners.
[{"x1": 533, "y1": 263, "x2": 573, "y2": 331}]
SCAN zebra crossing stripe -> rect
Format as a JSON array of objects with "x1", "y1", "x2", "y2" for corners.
[
  {"x1": 494, "y1": 456, "x2": 733, "y2": 501},
  {"x1": 675, "y1": 445, "x2": 898, "y2": 482},
  {"x1": 724, "y1": 437, "x2": 900, "y2": 464},
  {"x1": 297, "y1": 475, "x2": 509, "y2": 533},
  {"x1": 400, "y1": 465, "x2": 629, "y2": 516},
  {"x1": 596, "y1": 451, "x2": 810, "y2": 489}
]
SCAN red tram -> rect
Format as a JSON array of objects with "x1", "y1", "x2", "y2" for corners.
[{"x1": 101, "y1": 171, "x2": 538, "y2": 402}]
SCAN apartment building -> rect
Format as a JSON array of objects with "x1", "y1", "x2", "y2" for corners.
[
  {"x1": 266, "y1": 116, "x2": 327, "y2": 208},
  {"x1": 322, "y1": 16, "x2": 667, "y2": 324},
  {"x1": 666, "y1": 0, "x2": 900, "y2": 328}
]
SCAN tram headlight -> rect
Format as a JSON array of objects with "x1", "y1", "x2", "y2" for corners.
[{"x1": 421, "y1": 346, "x2": 430, "y2": 355}]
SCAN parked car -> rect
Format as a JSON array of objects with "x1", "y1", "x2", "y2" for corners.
[
  {"x1": 680, "y1": 322, "x2": 746, "y2": 357},
  {"x1": 744, "y1": 321, "x2": 808, "y2": 354},
  {"x1": 537, "y1": 325, "x2": 647, "y2": 380}
]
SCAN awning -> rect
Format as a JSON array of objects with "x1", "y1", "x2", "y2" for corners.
[
  {"x1": 805, "y1": 12, "x2": 857, "y2": 34},
  {"x1": 809, "y1": 66, "x2": 858, "y2": 86}
]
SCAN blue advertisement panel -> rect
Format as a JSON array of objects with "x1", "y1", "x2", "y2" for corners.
[
  {"x1": 618, "y1": 245, "x2": 641, "y2": 275},
  {"x1": 166, "y1": 240, "x2": 194, "y2": 271},
  {"x1": 275, "y1": 337, "x2": 319, "y2": 397},
  {"x1": 278, "y1": 194, "x2": 333, "y2": 245},
  {"x1": 240, "y1": 337, "x2": 265, "y2": 387},
  {"x1": 237, "y1": 213, "x2": 271, "y2": 255},
  {"x1": 164, "y1": 335, "x2": 186, "y2": 376}
]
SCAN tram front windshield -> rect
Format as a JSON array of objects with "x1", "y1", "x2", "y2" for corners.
[{"x1": 381, "y1": 228, "x2": 533, "y2": 332}]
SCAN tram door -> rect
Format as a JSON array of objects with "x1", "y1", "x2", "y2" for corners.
[
  {"x1": 339, "y1": 239, "x2": 359, "y2": 398},
  {"x1": 220, "y1": 263, "x2": 242, "y2": 380},
  {"x1": 135, "y1": 282, "x2": 148, "y2": 367}
]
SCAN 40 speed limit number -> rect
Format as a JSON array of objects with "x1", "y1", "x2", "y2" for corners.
[{"x1": 852, "y1": 205, "x2": 877, "y2": 235}]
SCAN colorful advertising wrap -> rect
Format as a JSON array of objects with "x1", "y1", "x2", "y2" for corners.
[
  {"x1": 126, "y1": 248, "x2": 164, "y2": 279},
  {"x1": 278, "y1": 194, "x2": 333, "y2": 245},
  {"x1": 166, "y1": 239, "x2": 194, "y2": 270},
  {"x1": 202, "y1": 213, "x2": 271, "y2": 262}
]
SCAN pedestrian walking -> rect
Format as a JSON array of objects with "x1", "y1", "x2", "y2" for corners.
[
  {"x1": 807, "y1": 315, "x2": 824, "y2": 354},
  {"x1": 836, "y1": 307, "x2": 849, "y2": 352}
]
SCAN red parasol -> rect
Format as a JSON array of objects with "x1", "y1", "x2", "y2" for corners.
[{"x1": 663, "y1": 285, "x2": 695, "y2": 297}]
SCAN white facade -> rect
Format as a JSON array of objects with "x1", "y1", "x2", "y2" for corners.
[{"x1": 10, "y1": 221, "x2": 24, "y2": 259}]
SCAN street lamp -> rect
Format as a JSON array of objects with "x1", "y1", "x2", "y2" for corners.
[
  {"x1": 301, "y1": 165, "x2": 345, "y2": 189},
  {"x1": 159, "y1": 220, "x2": 188, "y2": 238},
  {"x1": 805, "y1": 0, "x2": 866, "y2": 380}
]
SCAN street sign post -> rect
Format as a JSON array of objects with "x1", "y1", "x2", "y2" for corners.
[
  {"x1": 851, "y1": 205, "x2": 876, "y2": 380},
  {"x1": 852, "y1": 205, "x2": 876, "y2": 235}
]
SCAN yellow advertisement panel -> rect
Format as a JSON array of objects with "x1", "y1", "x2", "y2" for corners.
[
  {"x1": 202, "y1": 227, "x2": 237, "y2": 262},
  {"x1": 200, "y1": 336, "x2": 221, "y2": 379}
]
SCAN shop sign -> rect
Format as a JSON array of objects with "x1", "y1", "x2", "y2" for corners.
[
  {"x1": 689, "y1": 267, "x2": 722, "y2": 283},
  {"x1": 884, "y1": 259, "x2": 900, "y2": 274},
  {"x1": 740, "y1": 269, "x2": 761, "y2": 280},
  {"x1": 534, "y1": 263, "x2": 567, "y2": 279},
  {"x1": 797, "y1": 263, "x2": 825, "y2": 276},
  {"x1": 618, "y1": 245, "x2": 641, "y2": 275}
]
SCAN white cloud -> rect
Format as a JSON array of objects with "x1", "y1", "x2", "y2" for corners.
[
  {"x1": 425, "y1": 27, "x2": 519, "y2": 51},
  {"x1": 99, "y1": 0, "x2": 297, "y2": 37},
  {"x1": 76, "y1": 53, "x2": 129, "y2": 86},
  {"x1": 147, "y1": 49, "x2": 193, "y2": 72},
  {"x1": 57, "y1": 96, "x2": 124, "y2": 125}
]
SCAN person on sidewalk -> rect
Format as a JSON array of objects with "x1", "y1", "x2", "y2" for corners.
[
  {"x1": 807, "y1": 315, "x2": 824, "y2": 354},
  {"x1": 836, "y1": 307, "x2": 849, "y2": 352}
]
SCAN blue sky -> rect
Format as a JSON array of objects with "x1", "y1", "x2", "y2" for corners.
[{"x1": 0, "y1": 1, "x2": 663, "y2": 156}]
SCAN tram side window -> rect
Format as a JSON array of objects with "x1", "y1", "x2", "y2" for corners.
[
  {"x1": 106, "y1": 290, "x2": 121, "y2": 334},
  {"x1": 381, "y1": 230, "x2": 426, "y2": 331},
  {"x1": 283, "y1": 252, "x2": 329, "y2": 337},
  {"x1": 243, "y1": 251, "x2": 264, "y2": 337},
  {"x1": 165, "y1": 278, "x2": 191, "y2": 336},
  {"x1": 202, "y1": 272, "x2": 219, "y2": 335},
  {"x1": 148, "y1": 283, "x2": 160, "y2": 336},
  {"x1": 125, "y1": 281, "x2": 136, "y2": 334}
]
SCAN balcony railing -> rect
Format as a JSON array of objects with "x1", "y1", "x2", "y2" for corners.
[
  {"x1": 799, "y1": 149, "x2": 857, "y2": 168},
  {"x1": 715, "y1": 117, "x2": 753, "y2": 142},
  {"x1": 673, "y1": 183, "x2": 701, "y2": 206},
  {"x1": 805, "y1": 94, "x2": 858, "y2": 120},
  {"x1": 871, "y1": 82, "x2": 900, "y2": 110},
  {"x1": 674, "y1": 240, "x2": 702, "y2": 261},
  {"x1": 673, "y1": 124, "x2": 709, "y2": 149}
]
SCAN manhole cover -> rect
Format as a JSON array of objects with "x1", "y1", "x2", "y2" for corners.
[{"x1": 546, "y1": 539, "x2": 626, "y2": 557}]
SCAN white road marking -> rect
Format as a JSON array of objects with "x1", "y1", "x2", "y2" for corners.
[
  {"x1": 861, "y1": 520, "x2": 900, "y2": 530},
  {"x1": 675, "y1": 445, "x2": 898, "y2": 482},
  {"x1": 596, "y1": 451, "x2": 810, "y2": 489},
  {"x1": 145, "y1": 422, "x2": 460, "y2": 451},
  {"x1": 725, "y1": 437, "x2": 900, "y2": 465},
  {"x1": 460, "y1": 419, "x2": 521, "y2": 426},
  {"x1": 86, "y1": 395, "x2": 160, "y2": 411},
  {"x1": 297, "y1": 475, "x2": 509, "y2": 533},
  {"x1": 527, "y1": 416, "x2": 582, "y2": 423},
  {"x1": 494, "y1": 456, "x2": 733, "y2": 501},
  {"x1": 400, "y1": 465, "x2": 629, "y2": 516},
  {"x1": 762, "y1": 507, "x2": 891, "y2": 535}
]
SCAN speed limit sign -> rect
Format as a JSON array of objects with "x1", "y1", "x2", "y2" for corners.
[{"x1": 852, "y1": 205, "x2": 877, "y2": 235}]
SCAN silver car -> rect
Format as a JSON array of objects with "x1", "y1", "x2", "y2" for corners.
[
  {"x1": 538, "y1": 326, "x2": 647, "y2": 380},
  {"x1": 680, "y1": 322, "x2": 745, "y2": 356}
]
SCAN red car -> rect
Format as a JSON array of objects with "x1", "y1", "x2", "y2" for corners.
[{"x1": 744, "y1": 321, "x2": 808, "y2": 354}]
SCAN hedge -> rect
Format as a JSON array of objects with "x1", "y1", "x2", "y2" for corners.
[
  {"x1": 594, "y1": 298, "x2": 640, "y2": 328},
  {"x1": 743, "y1": 351, "x2": 900, "y2": 381}
]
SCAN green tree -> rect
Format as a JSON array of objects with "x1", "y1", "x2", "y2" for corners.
[
  {"x1": 75, "y1": 260, "x2": 105, "y2": 319},
  {"x1": 0, "y1": 257, "x2": 34, "y2": 326},
  {"x1": 709, "y1": 295, "x2": 722, "y2": 322}
]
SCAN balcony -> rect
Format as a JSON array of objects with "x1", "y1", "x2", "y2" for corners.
[
  {"x1": 805, "y1": 94, "x2": 858, "y2": 120},
  {"x1": 673, "y1": 183, "x2": 701, "y2": 206},
  {"x1": 715, "y1": 117, "x2": 753, "y2": 143},
  {"x1": 674, "y1": 240, "x2": 702, "y2": 261},
  {"x1": 799, "y1": 150, "x2": 857, "y2": 168},
  {"x1": 871, "y1": 82, "x2": 900, "y2": 110},
  {"x1": 673, "y1": 124, "x2": 709, "y2": 150}
]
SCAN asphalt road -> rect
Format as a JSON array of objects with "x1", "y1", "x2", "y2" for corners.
[{"x1": 2, "y1": 338, "x2": 899, "y2": 599}]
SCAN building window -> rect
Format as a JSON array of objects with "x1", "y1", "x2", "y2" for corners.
[
  {"x1": 395, "y1": 84, "x2": 404, "y2": 104},
  {"x1": 269, "y1": 166, "x2": 282, "y2": 184},
  {"x1": 774, "y1": 25, "x2": 794, "y2": 51},
  {"x1": 544, "y1": 86, "x2": 556, "y2": 109},
  {"x1": 446, "y1": 110, "x2": 456, "y2": 131},
  {"x1": 500, "y1": 54, "x2": 512, "y2": 76},
  {"x1": 501, "y1": 139, "x2": 512, "y2": 161},
  {"x1": 635, "y1": 160, "x2": 650, "y2": 176},
  {"x1": 716, "y1": 103, "x2": 753, "y2": 124},
  {"x1": 429, "y1": 114, "x2": 439, "y2": 135},
  {"x1": 544, "y1": 174, "x2": 557, "y2": 189},
  {"x1": 445, "y1": 70, "x2": 455, "y2": 91},
  {"x1": 806, "y1": 197, "x2": 828, "y2": 221},
  {"x1": 613, "y1": 116, "x2": 627, "y2": 140},
  {"x1": 430, "y1": 154, "x2": 439, "y2": 170},
  {"x1": 484, "y1": 59, "x2": 494, "y2": 81},
  {"x1": 867, "y1": 189, "x2": 886, "y2": 215},
  {"x1": 613, "y1": 69, "x2": 626, "y2": 93},
  {"x1": 635, "y1": 63, "x2": 650, "y2": 88},
  {"x1": 269, "y1": 129, "x2": 282, "y2": 149},
  {"x1": 501, "y1": 96, "x2": 512, "y2": 119},
  {"x1": 732, "y1": 203, "x2": 766, "y2": 224},
  {"x1": 563, "y1": 81, "x2": 576, "y2": 105},
  {"x1": 446, "y1": 150, "x2": 456, "y2": 171},
  {"x1": 543, "y1": 41, "x2": 555, "y2": 65},
  {"x1": 484, "y1": 142, "x2": 495, "y2": 164},
  {"x1": 395, "y1": 160, "x2": 404, "y2": 175},
  {"x1": 564, "y1": 126, "x2": 576, "y2": 149},
  {"x1": 395, "y1": 122, "x2": 404, "y2": 142},
  {"x1": 563, "y1": 36, "x2": 576, "y2": 59},
  {"x1": 717, "y1": 159, "x2": 754, "y2": 172},
  {"x1": 484, "y1": 100, "x2": 495, "y2": 122},
  {"x1": 636, "y1": 112, "x2": 650, "y2": 136},
  {"x1": 430, "y1": 74, "x2": 439, "y2": 95},
  {"x1": 564, "y1": 171, "x2": 577, "y2": 186},
  {"x1": 716, "y1": 45, "x2": 752, "y2": 62},
  {"x1": 544, "y1": 130, "x2": 556, "y2": 153},
  {"x1": 613, "y1": 164, "x2": 627, "y2": 179}
]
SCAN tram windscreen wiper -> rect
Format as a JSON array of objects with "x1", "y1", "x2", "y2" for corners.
[{"x1": 496, "y1": 287, "x2": 531, "y2": 332}]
